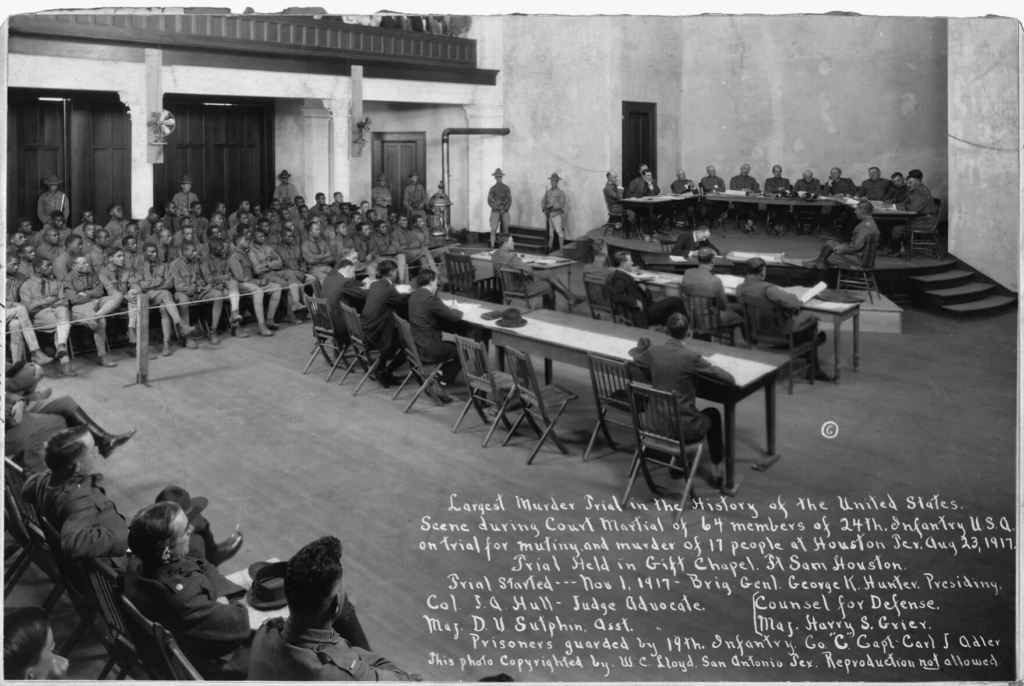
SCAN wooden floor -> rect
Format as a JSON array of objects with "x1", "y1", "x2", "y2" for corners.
[{"x1": 5, "y1": 302, "x2": 1016, "y2": 682}]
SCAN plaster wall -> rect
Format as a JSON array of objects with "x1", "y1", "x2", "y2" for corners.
[
  {"x1": 947, "y1": 18, "x2": 1020, "y2": 292},
  {"x1": 679, "y1": 16, "x2": 948, "y2": 202},
  {"x1": 274, "y1": 99, "x2": 307, "y2": 200}
]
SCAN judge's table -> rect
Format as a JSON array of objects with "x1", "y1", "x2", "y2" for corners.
[{"x1": 448, "y1": 295, "x2": 790, "y2": 496}]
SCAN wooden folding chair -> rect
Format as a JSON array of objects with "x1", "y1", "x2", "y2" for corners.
[
  {"x1": 3, "y1": 458, "x2": 66, "y2": 612},
  {"x1": 392, "y1": 315, "x2": 445, "y2": 412},
  {"x1": 336, "y1": 303, "x2": 382, "y2": 395},
  {"x1": 497, "y1": 265, "x2": 543, "y2": 312},
  {"x1": 87, "y1": 558, "x2": 147, "y2": 679},
  {"x1": 836, "y1": 236, "x2": 881, "y2": 303},
  {"x1": 681, "y1": 283, "x2": 739, "y2": 346},
  {"x1": 451, "y1": 335, "x2": 517, "y2": 446},
  {"x1": 302, "y1": 296, "x2": 348, "y2": 381},
  {"x1": 624, "y1": 383, "x2": 705, "y2": 522},
  {"x1": 583, "y1": 275, "x2": 615, "y2": 320},
  {"x1": 740, "y1": 294, "x2": 816, "y2": 395},
  {"x1": 583, "y1": 354, "x2": 636, "y2": 462},
  {"x1": 119, "y1": 594, "x2": 203, "y2": 680},
  {"x1": 502, "y1": 346, "x2": 578, "y2": 464},
  {"x1": 444, "y1": 252, "x2": 501, "y2": 302}
]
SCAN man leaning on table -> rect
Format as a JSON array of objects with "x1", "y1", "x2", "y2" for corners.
[
  {"x1": 249, "y1": 535, "x2": 419, "y2": 681},
  {"x1": 628, "y1": 312, "x2": 733, "y2": 488},
  {"x1": 736, "y1": 257, "x2": 832, "y2": 381}
]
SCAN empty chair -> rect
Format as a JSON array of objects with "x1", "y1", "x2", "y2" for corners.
[
  {"x1": 624, "y1": 383, "x2": 705, "y2": 522},
  {"x1": 835, "y1": 236, "x2": 881, "y2": 303},
  {"x1": 451, "y1": 335, "x2": 517, "y2": 446},
  {"x1": 302, "y1": 296, "x2": 348, "y2": 381},
  {"x1": 502, "y1": 346, "x2": 578, "y2": 464},
  {"x1": 583, "y1": 354, "x2": 636, "y2": 462},
  {"x1": 583, "y1": 275, "x2": 615, "y2": 321},
  {"x1": 443, "y1": 252, "x2": 501, "y2": 302},
  {"x1": 392, "y1": 314, "x2": 445, "y2": 412},
  {"x1": 119, "y1": 594, "x2": 203, "y2": 680},
  {"x1": 740, "y1": 294, "x2": 816, "y2": 395},
  {"x1": 337, "y1": 303, "x2": 383, "y2": 395}
]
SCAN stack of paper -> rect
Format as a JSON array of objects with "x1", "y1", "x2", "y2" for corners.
[{"x1": 726, "y1": 251, "x2": 785, "y2": 264}]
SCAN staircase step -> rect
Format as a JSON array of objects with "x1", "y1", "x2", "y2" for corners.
[
  {"x1": 940, "y1": 295, "x2": 1018, "y2": 319},
  {"x1": 909, "y1": 269, "x2": 974, "y2": 288},
  {"x1": 922, "y1": 282, "x2": 995, "y2": 306}
]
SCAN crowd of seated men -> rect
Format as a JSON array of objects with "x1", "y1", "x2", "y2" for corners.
[
  {"x1": 325, "y1": 13, "x2": 471, "y2": 36},
  {"x1": 604, "y1": 162, "x2": 940, "y2": 254}
]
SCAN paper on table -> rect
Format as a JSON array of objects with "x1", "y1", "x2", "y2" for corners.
[
  {"x1": 668, "y1": 255, "x2": 691, "y2": 262},
  {"x1": 721, "y1": 189, "x2": 751, "y2": 196},
  {"x1": 395, "y1": 284, "x2": 412, "y2": 294},
  {"x1": 727, "y1": 251, "x2": 785, "y2": 264},
  {"x1": 718, "y1": 274, "x2": 744, "y2": 292},
  {"x1": 703, "y1": 353, "x2": 777, "y2": 387},
  {"x1": 800, "y1": 281, "x2": 828, "y2": 303}
]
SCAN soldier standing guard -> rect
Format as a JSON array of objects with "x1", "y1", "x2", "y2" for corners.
[
  {"x1": 37, "y1": 175, "x2": 69, "y2": 233},
  {"x1": 371, "y1": 173, "x2": 392, "y2": 217},
  {"x1": 542, "y1": 173, "x2": 566, "y2": 252},
  {"x1": 487, "y1": 168, "x2": 512, "y2": 247},
  {"x1": 273, "y1": 169, "x2": 300, "y2": 211},
  {"x1": 402, "y1": 171, "x2": 427, "y2": 221}
]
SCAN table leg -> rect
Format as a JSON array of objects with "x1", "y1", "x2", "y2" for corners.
[
  {"x1": 497, "y1": 344, "x2": 506, "y2": 373},
  {"x1": 544, "y1": 358, "x2": 553, "y2": 385},
  {"x1": 721, "y1": 403, "x2": 739, "y2": 496},
  {"x1": 833, "y1": 317, "x2": 842, "y2": 384},
  {"x1": 853, "y1": 311, "x2": 860, "y2": 371},
  {"x1": 752, "y1": 379, "x2": 782, "y2": 474}
]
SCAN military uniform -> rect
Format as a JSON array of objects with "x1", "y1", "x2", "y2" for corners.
[
  {"x1": 273, "y1": 180, "x2": 300, "y2": 208},
  {"x1": 37, "y1": 188, "x2": 69, "y2": 227},
  {"x1": 699, "y1": 175, "x2": 728, "y2": 226},
  {"x1": 99, "y1": 262, "x2": 141, "y2": 331},
  {"x1": 123, "y1": 555, "x2": 252, "y2": 680},
  {"x1": 300, "y1": 236, "x2": 335, "y2": 283},
  {"x1": 371, "y1": 184, "x2": 393, "y2": 216},
  {"x1": 104, "y1": 218, "x2": 128, "y2": 244},
  {"x1": 22, "y1": 471, "x2": 129, "y2": 561},
  {"x1": 823, "y1": 177, "x2": 858, "y2": 196},
  {"x1": 275, "y1": 241, "x2": 310, "y2": 283},
  {"x1": 20, "y1": 274, "x2": 72, "y2": 350},
  {"x1": 250, "y1": 617, "x2": 415, "y2": 681},
  {"x1": 402, "y1": 181, "x2": 428, "y2": 220},
  {"x1": 542, "y1": 183, "x2": 567, "y2": 247},
  {"x1": 858, "y1": 177, "x2": 892, "y2": 201},
  {"x1": 63, "y1": 269, "x2": 122, "y2": 358},
  {"x1": 487, "y1": 181, "x2": 511, "y2": 232},
  {"x1": 172, "y1": 190, "x2": 200, "y2": 216}
]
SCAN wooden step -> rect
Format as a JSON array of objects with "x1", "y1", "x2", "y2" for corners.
[
  {"x1": 909, "y1": 269, "x2": 974, "y2": 290},
  {"x1": 940, "y1": 295, "x2": 1018, "y2": 320},
  {"x1": 922, "y1": 282, "x2": 995, "y2": 306}
]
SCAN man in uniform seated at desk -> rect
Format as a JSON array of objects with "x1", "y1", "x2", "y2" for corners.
[
  {"x1": 492, "y1": 233, "x2": 582, "y2": 311},
  {"x1": 883, "y1": 171, "x2": 911, "y2": 206},
  {"x1": 763, "y1": 165, "x2": 792, "y2": 235},
  {"x1": 628, "y1": 312, "x2": 734, "y2": 487},
  {"x1": 670, "y1": 226, "x2": 720, "y2": 256},
  {"x1": 699, "y1": 165, "x2": 727, "y2": 228},
  {"x1": 793, "y1": 169, "x2": 823, "y2": 233},
  {"x1": 887, "y1": 169, "x2": 939, "y2": 257},
  {"x1": 802, "y1": 200, "x2": 880, "y2": 269},
  {"x1": 857, "y1": 167, "x2": 891, "y2": 201},
  {"x1": 736, "y1": 258, "x2": 832, "y2": 381},
  {"x1": 729, "y1": 164, "x2": 760, "y2": 233},
  {"x1": 683, "y1": 247, "x2": 745, "y2": 337},
  {"x1": 608, "y1": 250, "x2": 687, "y2": 329},
  {"x1": 823, "y1": 167, "x2": 858, "y2": 196},
  {"x1": 603, "y1": 172, "x2": 624, "y2": 227},
  {"x1": 249, "y1": 536, "x2": 417, "y2": 681}
]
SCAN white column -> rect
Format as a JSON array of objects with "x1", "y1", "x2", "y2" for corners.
[
  {"x1": 119, "y1": 90, "x2": 154, "y2": 219},
  {"x1": 324, "y1": 96, "x2": 352, "y2": 202},
  {"x1": 301, "y1": 99, "x2": 333, "y2": 203},
  {"x1": 463, "y1": 104, "x2": 505, "y2": 235}
]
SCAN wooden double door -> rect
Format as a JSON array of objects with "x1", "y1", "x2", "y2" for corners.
[
  {"x1": 371, "y1": 132, "x2": 426, "y2": 215},
  {"x1": 153, "y1": 97, "x2": 272, "y2": 216},
  {"x1": 7, "y1": 90, "x2": 130, "y2": 229},
  {"x1": 622, "y1": 101, "x2": 657, "y2": 184}
]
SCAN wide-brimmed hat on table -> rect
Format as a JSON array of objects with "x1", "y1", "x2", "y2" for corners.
[
  {"x1": 246, "y1": 561, "x2": 289, "y2": 610},
  {"x1": 42, "y1": 175, "x2": 62, "y2": 186},
  {"x1": 495, "y1": 308, "x2": 527, "y2": 328},
  {"x1": 154, "y1": 486, "x2": 208, "y2": 523}
]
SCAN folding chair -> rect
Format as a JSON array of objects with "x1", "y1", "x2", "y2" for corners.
[
  {"x1": 336, "y1": 303, "x2": 382, "y2": 395},
  {"x1": 119, "y1": 595, "x2": 203, "y2": 680},
  {"x1": 681, "y1": 283, "x2": 738, "y2": 346},
  {"x1": 836, "y1": 236, "x2": 881, "y2": 303},
  {"x1": 87, "y1": 558, "x2": 147, "y2": 679},
  {"x1": 451, "y1": 335, "x2": 517, "y2": 447},
  {"x1": 583, "y1": 275, "x2": 615, "y2": 321},
  {"x1": 3, "y1": 457, "x2": 66, "y2": 612},
  {"x1": 740, "y1": 294, "x2": 816, "y2": 395},
  {"x1": 583, "y1": 354, "x2": 636, "y2": 462},
  {"x1": 392, "y1": 315, "x2": 445, "y2": 412},
  {"x1": 624, "y1": 383, "x2": 705, "y2": 522},
  {"x1": 443, "y1": 252, "x2": 501, "y2": 302},
  {"x1": 302, "y1": 296, "x2": 348, "y2": 381},
  {"x1": 497, "y1": 265, "x2": 543, "y2": 312},
  {"x1": 907, "y1": 198, "x2": 943, "y2": 261},
  {"x1": 502, "y1": 346, "x2": 578, "y2": 464}
]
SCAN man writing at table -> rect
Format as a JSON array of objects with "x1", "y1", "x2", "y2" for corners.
[
  {"x1": 627, "y1": 165, "x2": 665, "y2": 236},
  {"x1": 628, "y1": 312, "x2": 733, "y2": 488},
  {"x1": 803, "y1": 200, "x2": 880, "y2": 269},
  {"x1": 608, "y1": 250, "x2": 687, "y2": 330},
  {"x1": 736, "y1": 258, "x2": 832, "y2": 381},
  {"x1": 670, "y1": 225, "x2": 720, "y2": 256}
]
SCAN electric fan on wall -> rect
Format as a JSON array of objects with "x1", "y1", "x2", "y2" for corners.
[{"x1": 148, "y1": 109, "x2": 176, "y2": 145}]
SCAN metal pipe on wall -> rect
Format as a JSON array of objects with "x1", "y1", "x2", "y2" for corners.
[{"x1": 441, "y1": 127, "x2": 511, "y2": 207}]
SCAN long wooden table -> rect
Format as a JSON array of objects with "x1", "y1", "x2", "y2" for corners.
[
  {"x1": 620, "y1": 194, "x2": 699, "y2": 234},
  {"x1": 449, "y1": 297, "x2": 790, "y2": 495},
  {"x1": 470, "y1": 250, "x2": 575, "y2": 282}
]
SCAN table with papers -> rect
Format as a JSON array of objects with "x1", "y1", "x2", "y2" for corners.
[{"x1": 471, "y1": 250, "x2": 576, "y2": 281}]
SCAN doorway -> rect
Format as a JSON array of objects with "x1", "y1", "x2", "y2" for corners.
[
  {"x1": 622, "y1": 101, "x2": 657, "y2": 185},
  {"x1": 371, "y1": 132, "x2": 427, "y2": 215}
]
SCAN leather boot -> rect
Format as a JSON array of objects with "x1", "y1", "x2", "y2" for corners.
[
  {"x1": 66, "y1": 406, "x2": 137, "y2": 458},
  {"x1": 207, "y1": 531, "x2": 244, "y2": 566}
]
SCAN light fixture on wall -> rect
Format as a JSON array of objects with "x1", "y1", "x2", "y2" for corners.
[{"x1": 352, "y1": 116, "x2": 372, "y2": 157}]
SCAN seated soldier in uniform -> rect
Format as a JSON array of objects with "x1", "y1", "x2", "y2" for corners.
[
  {"x1": 888, "y1": 169, "x2": 939, "y2": 257},
  {"x1": 229, "y1": 231, "x2": 279, "y2": 336},
  {"x1": 370, "y1": 219, "x2": 405, "y2": 282},
  {"x1": 803, "y1": 200, "x2": 880, "y2": 269},
  {"x1": 608, "y1": 250, "x2": 687, "y2": 329},
  {"x1": 300, "y1": 220, "x2": 336, "y2": 284},
  {"x1": 5, "y1": 253, "x2": 53, "y2": 366},
  {"x1": 89, "y1": 229, "x2": 115, "y2": 274},
  {"x1": 275, "y1": 226, "x2": 316, "y2": 290},
  {"x1": 670, "y1": 225, "x2": 720, "y2": 257},
  {"x1": 201, "y1": 238, "x2": 245, "y2": 337},
  {"x1": 249, "y1": 536, "x2": 417, "y2": 681},
  {"x1": 171, "y1": 242, "x2": 222, "y2": 347},
  {"x1": 21, "y1": 256, "x2": 75, "y2": 376},
  {"x1": 491, "y1": 233, "x2": 582, "y2": 311},
  {"x1": 98, "y1": 246, "x2": 145, "y2": 353},
  {"x1": 728, "y1": 163, "x2": 761, "y2": 233},
  {"x1": 137, "y1": 241, "x2": 196, "y2": 356},
  {"x1": 582, "y1": 238, "x2": 613, "y2": 280},
  {"x1": 857, "y1": 166, "x2": 892, "y2": 201},
  {"x1": 249, "y1": 227, "x2": 304, "y2": 324},
  {"x1": 823, "y1": 167, "x2": 858, "y2": 196},
  {"x1": 62, "y1": 255, "x2": 122, "y2": 368},
  {"x1": 883, "y1": 171, "x2": 911, "y2": 206},
  {"x1": 123, "y1": 502, "x2": 251, "y2": 680},
  {"x1": 137, "y1": 207, "x2": 161, "y2": 243}
]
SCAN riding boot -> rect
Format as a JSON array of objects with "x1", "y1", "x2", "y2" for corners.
[{"x1": 66, "y1": 406, "x2": 137, "y2": 458}]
